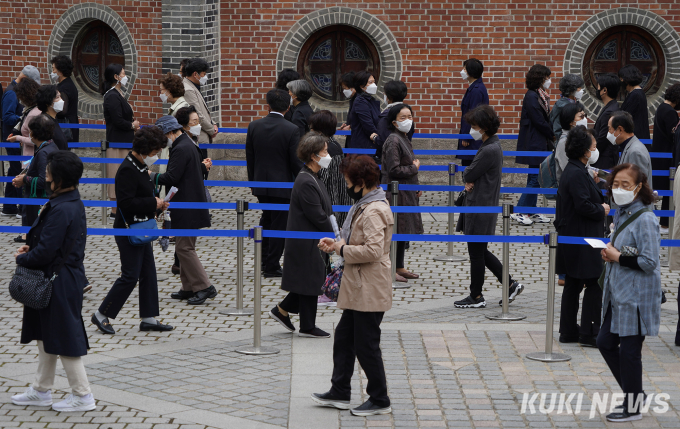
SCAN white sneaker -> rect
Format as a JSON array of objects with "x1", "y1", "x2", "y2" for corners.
[
  {"x1": 660, "y1": 226, "x2": 669, "y2": 235},
  {"x1": 52, "y1": 393, "x2": 96, "y2": 412},
  {"x1": 510, "y1": 213, "x2": 533, "y2": 225},
  {"x1": 530, "y1": 214, "x2": 551, "y2": 223},
  {"x1": 11, "y1": 387, "x2": 52, "y2": 406}
]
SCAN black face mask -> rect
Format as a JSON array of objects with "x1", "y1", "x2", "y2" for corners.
[
  {"x1": 44, "y1": 181, "x2": 54, "y2": 198},
  {"x1": 346, "y1": 185, "x2": 364, "y2": 202},
  {"x1": 595, "y1": 88, "x2": 603, "y2": 101}
]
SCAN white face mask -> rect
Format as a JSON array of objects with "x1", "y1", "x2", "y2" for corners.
[
  {"x1": 607, "y1": 130, "x2": 619, "y2": 145},
  {"x1": 316, "y1": 153, "x2": 332, "y2": 169},
  {"x1": 343, "y1": 89, "x2": 353, "y2": 99},
  {"x1": 177, "y1": 73, "x2": 183, "y2": 79},
  {"x1": 290, "y1": 96, "x2": 294, "y2": 106},
  {"x1": 119, "y1": 76, "x2": 128, "y2": 87},
  {"x1": 144, "y1": 155, "x2": 158, "y2": 167},
  {"x1": 167, "y1": 137, "x2": 174, "y2": 149},
  {"x1": 52, "y1": 99, "x2": 64, "y2": 113},
  {"x1": 574, "y1": 89, "x2": 584, "y2": 100},
  {"x1": 189, "y1": 124, "x2": 202, "y2": 137},
  {"x1": 384, "y1": 94, "x2": 387, "y2": 104},
  {"x1": 587, "y1": 148, "x2": 599, "y2": 165},
  {"x1": 543, "y1": 79, "x2": 551, "y2": 90},
  {"x1": 396, "y1": 119, "x2": 413, "y2": 133},
  {"x1": 199, "y1": 74, "x2": 208, "y2": 85},
  {"x1": 160, "y1": 92, "x2": 168, "y2": 103},
  {"x1": 50, "y1": 72, "x2": 58, "y2": 81},
  {"x1": 460, "y1": 69, "x2": 468, "y2": 80},
  {"x1": 575, "y1": 118, "x2": 587, "y2": 128},
  {"x1": 366, "y1": 83, "x2": 378, "y2": 94},
  {"x1": 469, "y1": 128, "x2": 484, "y2": 141},
  {"x1": 612, "y1": 184, "x2": 639, "y2": 206}
]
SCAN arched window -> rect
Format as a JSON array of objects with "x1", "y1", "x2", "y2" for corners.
[
  {"x1": 583, "y1": 25, "x2": 665, "y2": 101},
  {"x1": 72, "y1": 21, "x2": 125, "y2": 93},
  {"x1": 298, "y1": 26, "x2": 380, "y2": 101}
]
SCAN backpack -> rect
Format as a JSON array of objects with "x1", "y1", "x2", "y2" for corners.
[{"x1": 538, "y1": 151, "x2": 558, "y2": 199}]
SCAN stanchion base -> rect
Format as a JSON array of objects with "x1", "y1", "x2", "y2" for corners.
[
  {"x1": 392, "y1": 282, "x2": 411, "y2": 289},
  {"x1": 220, "y1": 308, "x2": 254, "y2": 316},
  {"x1": 235, "y1": 346, "x2": 280, "y2": 355},
  {"x1": 485, "y1": 313, "x2": 527, "y2": 321},
  {"x1": 525, "y1": 352, "x2": 571, "y2": 362},
  {"x1": 433, "y1": 254, "x2": 467, "y2": 262},
  {"x1": 661, "y1": 260, "x2": 669, "y2": 267}
]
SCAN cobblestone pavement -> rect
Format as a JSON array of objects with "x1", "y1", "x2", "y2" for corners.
[{"x1": 0, "y1": 182, "x2": 678, "y2": 428}]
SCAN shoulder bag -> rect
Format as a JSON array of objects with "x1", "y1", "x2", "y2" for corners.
[{"x1": 120, "y1": 209, "x2": 159, "y2": 246}]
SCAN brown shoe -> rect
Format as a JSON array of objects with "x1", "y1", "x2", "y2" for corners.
[
  {"x1": 396, "y1": 274, "x2": 408, "y2": 282},
  {"x1": 398, "y1": 271, "x2": 419, "y2": 279}
]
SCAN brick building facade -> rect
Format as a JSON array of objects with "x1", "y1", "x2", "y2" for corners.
[{"x1": 1, "y1": 1, "x2": 679, "y2": 135}]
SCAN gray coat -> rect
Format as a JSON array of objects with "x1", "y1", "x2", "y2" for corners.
[
  {"x1": 602, "y1": 200, "x2": 661, "y2": 337},
  {"x1": 382, "y1": 131, "x2": 424, "y2": 235},
  {"x1": 555, "y1": 129, "x2": 569, "y2": 182},
  {"x1": 457, "y1": 135, "x2": 503, "y2": 235},
  {"x1": 618, "y1": 136, "x2": 653, "y2": 189}
]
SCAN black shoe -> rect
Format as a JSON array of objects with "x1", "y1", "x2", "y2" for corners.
[
  {"x1": 606, "y1": 410, "x2": 642, "y2": 422},
  {"x1": 109, "y1": 212, "x2": 116, "y2": 219},
  {"x1": 13, "y1": 235, "x2": 26, "y2": 243},
  {"x1": 91, "y1": 314, "x2": 115, "y2": 335},
  {"x1": 558, "y1": 334, "x2": 579, "y2": 343},
  {"x1": 269, "y1": 306, "x2": 295, "y2": 332},
  {"x1": 350, "y1": 399, "x2": 392, "y2": 416},
  {"x1": 662, "y1": 291, "x2": 667, "y2": 304},
  {"x1": 310, "y1": 391, "x2": 351, "y2": 410},
  {"x1": 454, "y1": 295, "x2": 486, "y2": 308},
  {"x1": 298, "y1": 327, "x2": 331, "y2": 338},
  {"x1": 139, "y1": 321, "x2": 174, "y2": 332},
  {"x1": 187, "y1": 286, "x2": 218, "y2": 305},
  {"x1": 263, "y1": 268, "x2": 283, "y2": 278},
  {"x1": 579, "y1": 335, "x2": 598, "y2": 348},
  {"x1": 498, "y1": 281, "x2": 524, "y2": 306},
  {"x1": 170, "y1": 290, "x2": 195, "y2": 300},
  {"x1": 171, "y1": 265, "x2": 180, "y2": 275}
]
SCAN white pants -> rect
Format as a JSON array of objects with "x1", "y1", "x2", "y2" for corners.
[{"x1": 33, "y1": 341, "x2": 91, "y2": 396}]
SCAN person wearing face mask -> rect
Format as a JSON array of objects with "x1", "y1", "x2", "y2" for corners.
[
  {"x1": 513, "y1": 64, "x2": 555, "y2": 226},
  {"x1": 182, "y1": 58, "x2": 218, "y2": 152},
  {"x1": 619, "y1": 65, "x2": 651, "y2": 140},
  {"x1": 150, "y1": 115, "x2": 217, "y2": 305},
  {"x1": 381, "y1": 104, "x2": 423, "y2": 282},
  {"x1": 287, "y1": 79, "x2": 314, "y2": 139},
  {"x1": 275, "y1": 68, "x2": 300, "y2": 122},
  {"x1": 158, "y1": 73, "x2": 190, "y2": 175},
  {"x1": 608, "y1": 111, "x2": 652, "y2": 191},
  {"x1": 549, "y1": 74, "x2": 585, "y2": 141},
  {"x1": 347, "y1": 70, "x2": 381, "y2": 156},
  {"x1": 91, "y1": 126, "x2": 173, "y2": 335},
  {"x1": 50, "y1": 55, "x2": 79, "y2": 143},
  {"x1": 102, "y1": 63, "x2": 140, "y2": 219},
  {"x1": 457, "y1": 58, "x2": 489, "y2": 167},
  {"x1": 6, "y1": 77, "x2": 41, "y2": 156},
  {"x1": 554, "y1": 102, "x2": 588, "y2": 182},
  {"x1": 598, "y1": 163, "x2": 660, "y2": 423},
  {"x1": 269, "y1": 133, "x2": 334, "y2": 338},
  {"x1": 376, "y1": 80, "x2": 414, "y2": 162},
  {"x1": 554, "y1": 125, "x2": 609, "y2": 347},
  {"x1": 651, "y1": 83, "x2": 680, "y2": 233},
  {"x1": 339, "y1": 71, "x2": 356, "y2": 148},
  {"x1": 592, "y1": 73, "x2": 621, "y2": 170},
  {"x1": 11, "y1": 115, "x2": 58, "y2": 243},
  {"x1": 35, "y1": 85, "x2": 68, "y2": 150},
  {"x1": 454, "y1": 105, "x2": 526, "y2": 309}
]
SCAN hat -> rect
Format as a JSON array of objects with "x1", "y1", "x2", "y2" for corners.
[
  {"x1": 21, "y1": 65, "x2": 41, "y2": 85},
  {"x1": 155, "y1": 115, "x2": 183, "y2": 134}
]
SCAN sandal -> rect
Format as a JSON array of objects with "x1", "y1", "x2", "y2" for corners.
[{"x1": 399, "y1": 271, "x2": 419, "y2": 279}]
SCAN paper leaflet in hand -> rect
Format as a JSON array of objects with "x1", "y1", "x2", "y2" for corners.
[
  {"x1": 584, "y1": 238, "x2": 608, "y2": 249},
  {"x1": 164, "y1": 186, "x2": 178, "y2": 202},
  {"x1": 21, "y1": 157, "x2": 33, "y2": 172},
  {"x1": 329, "y1": 214, "x2": 344, "y2": 267}
]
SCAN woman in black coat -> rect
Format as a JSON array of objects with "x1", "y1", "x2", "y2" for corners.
[
  {"x1": 554, "y1": 126, "x2": 610, "y2": 347},
  {"x1": 269, "y1": 132, "x2": 334, "y2": 338},
  {"x1": 51, "y1": 55, "x2": 79, "y2": 142},
  {"x1": 92, "y1": 126, "x2": 173, "y2": 335},
  {"x1": 13, "y1": 151, "x2": 96, "y2": 412},
  {"x1": 347, "y1": 71, "x2": 381, "y2": 154},
  {"x1": 288, "y1": 79, "x2": 315, "y2": 139},
  {"x1": 514, "y1": 64, "x2": 555, "y2": 225},
  {"x1": 651, "y1": 84, "x2": 680, "y2": 230},
  {"x1": 619, "y1": 65, "x2": 650, "y2": 140}
]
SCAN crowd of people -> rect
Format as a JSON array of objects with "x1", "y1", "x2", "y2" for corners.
[{"x1": 0, "y1": 56, "x2": 676, "y2": 421}]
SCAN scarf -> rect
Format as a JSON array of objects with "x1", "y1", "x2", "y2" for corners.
[
  {"x1": 537, "y1": 88, "x2": 550, "y2": 114},
  {"x1": 340, "y1": 188, "x2": 387, "y2": 243}
]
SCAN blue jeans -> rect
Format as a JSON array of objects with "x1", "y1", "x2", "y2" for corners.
[{"x1": 517, "y1": 167, "x2": 539, "y2": 212}]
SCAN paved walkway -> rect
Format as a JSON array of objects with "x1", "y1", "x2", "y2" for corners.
[{"x1": 0, "y1": 184, "x2": 678, "y2": 428}]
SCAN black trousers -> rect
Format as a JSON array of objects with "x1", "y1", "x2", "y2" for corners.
[
  {"x1": 467, "y1": 242, "x2": 514, "y2": 298},
  {"x1": 396, "y1": 241, "x2": 405, "y2": 269},
  {"x1": 559, "y1": 276, "x2": 602, "y2": 338},
  {"x1": 3, "y1": 147, "x2": 22, "y2": 213},
  {"x1": 23, "y1": 199, "x2": 40, "y2": 228},
  {"x1": 331, "y1": 310, "x2": 389, "y2": 407},
  {"x1": 461, "y1": 159, "x2": 473, "y2": 167},
  {"x1": 597, "y1": 304, "x2": 646, "y2": 413},
  {"x1": 279, "y1": 292, "x2": 318, "y2": 332},
  {"x1": 99, "y1": 236, "x2": 160, "y2": 319},
  {"x1": 257, "y1": 195, "x2": 289, "y2": 271}
]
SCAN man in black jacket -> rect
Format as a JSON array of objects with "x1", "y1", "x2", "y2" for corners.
[
  {"x1": 151, "y1": 116, "x2": 217, "y2": 305},
  {"x1": 246, "y1": 89, "x2": 303, "y2": 277},
  {"x1": 592, "y1": 73, "x2": 621, "y2": 170}
]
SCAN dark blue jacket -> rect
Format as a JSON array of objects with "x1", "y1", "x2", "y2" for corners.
[
  {"x1": 1, "y1": 80, "x2": 22, "y2": 141},
  {"x1": 348, "y1": 93, "x2": 381, "y2": 150},
  {"x1": 24, "y1": 140, "x2": 58, "y2": 197},
  {"x1": 376, "y1": 104, "x2": 414, "y2": 160},
  {"x1": 516, "y1": 90, "x2": 555, "y2": 166},
  {"x1": 457, "y1": 79, "x2": 489, "y2": 160},
  {"x1": 18, "y1": 189, "x2": 89, "y2": 357}
]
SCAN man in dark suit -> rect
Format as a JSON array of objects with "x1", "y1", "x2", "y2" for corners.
[
  {"x1": 246, "y1": 89, "x2": 303, "y2": 277},
  {"x1": 592, "y1": 73, "x2": 621, "y2": 170}
]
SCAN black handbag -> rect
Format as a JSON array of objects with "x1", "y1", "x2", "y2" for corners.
[
  {"x1": 454, "y1": 190, "x2": 467, "y2": 206},
  {"x1": 9, "y1": 229, "x2": 82, "y2": 310}
]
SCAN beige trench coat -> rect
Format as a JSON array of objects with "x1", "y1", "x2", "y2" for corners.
[
  {"x1": 670, "y1": 176, "x2": 680, "y2": 270},
  {"x1": 337, "y1": 200, "x2": 394, "y2": 312},
  {"x1": 182, "y1": 78, "x2": 215, "y2": 144}
]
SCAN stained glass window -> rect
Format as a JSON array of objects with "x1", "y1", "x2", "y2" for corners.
[
  {"x1": 596, "y1": 40, "x2": 617, "y2": 60},
  {"x1": 109, "y1": 35, "x2": 124, "y2": 55},
  {"x1": 81, "y1": 33, "x2": 99, "y2": 54},
  {"x1": 73, "y1": 21, "x2": 126, "y2": 94},
  {"x1": 630, "y1": 39, "x2": 652, "y2": 60},
  {"x1": 311, "y1": 39, "x2": 332, "y2": 60},
  {"x1": 345, "y1": 40, "x2": 367, "y2": 60},
  {"x1": 312, "y1": 74, "x2": 333, "y2": 96},
  {"x1": 83, "y1": 66, "x2": 99, "y2": 86}
]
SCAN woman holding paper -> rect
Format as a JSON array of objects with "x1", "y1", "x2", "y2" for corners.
[{"x1": 554, "y1": 125, "x2": 609, "y2": 347}]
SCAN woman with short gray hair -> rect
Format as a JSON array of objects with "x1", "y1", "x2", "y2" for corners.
[
  {"x1": 287, "y1": 79, "x2": 315, "y2": 138},
  {"x1": 550, "y1": 74, "x2": 586, "y2": 140}
]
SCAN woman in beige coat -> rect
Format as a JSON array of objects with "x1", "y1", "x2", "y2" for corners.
[
  {"x1": 669, "y1": 175, "x2": 680, "y2": 346},
  {"x1": 313, "y1": 155, "x2": 394, "y2": 417}
]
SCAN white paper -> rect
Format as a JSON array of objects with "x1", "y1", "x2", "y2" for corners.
[
  {"x1": 584, "y1": 238, "x2": 608, "y2": 249},
  {"x1": 164, "y1": 186, "x2": 178, "y2": 202}
]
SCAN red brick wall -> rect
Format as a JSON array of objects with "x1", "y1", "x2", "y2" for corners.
[{"x1": 220, "y1": 1, "x2": 680, "y2": 133}]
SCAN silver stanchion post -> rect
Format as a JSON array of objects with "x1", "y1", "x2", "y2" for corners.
[
  {"x1": 221, "y1": 200, "x2": 254, "y2": 316},
  {"x1": 434, "y1": 163, "x2": 466, "y2": 262},
  {"x1": 391, "y1": 181, "x2": 409, "y2": 289},
  {"x1": 0, "y1": 144, "x2": 5, "y2": 197},
  {"x1": 486, "y1": 204, "x2": 526, "y2": 321},
  {"x1": 669, "y1": 167, "x2": 675, "y2": 240},
  {"x1": 101, "y1": 141, "x2": 109, "y2": 226},
  {"x1": 236, "y1": 226, "x2": 279, "y2": 355},
  {"x1": 526, "y1": 231, "x2": 571, "y2": 362}
]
